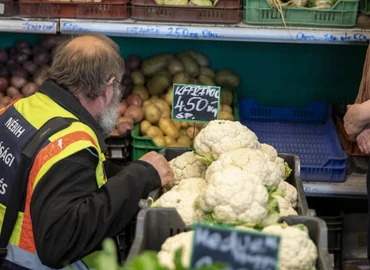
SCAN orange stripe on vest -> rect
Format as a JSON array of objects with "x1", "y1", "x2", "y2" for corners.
[
  {"x1": 19, "y1": 131, "x2": 97, "y2": 253},
  {"x1": 0, "y1": 99, "x2": 22, "y2": 115}
]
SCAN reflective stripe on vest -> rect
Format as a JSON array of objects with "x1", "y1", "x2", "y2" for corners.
[{"x1": 0, "y1": 92, "x2": 107, "y2": 269}]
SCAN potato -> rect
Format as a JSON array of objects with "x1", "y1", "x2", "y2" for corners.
[
  {"x1": 185, "y1": 50, "x2": 210, "y2": 67},
  {"x1": 218, "y1": 111, "x2": 235, "y2": 121},
  {"x1": 141, "y1": 54, "x2": 174, "y2": 77},
  {"x1": 179, "y1": 129, "x2": 187, "y2": 137},
  {"x1": 220, "y1": 104, "x2": 233, "y2": 114},
  {"x1": 215, "y1": 70, "x2": 240, "y2": 88},
  {"x1": 143, "y1": 100, "x2": 153, "y2": 108},
  {"x1": 194, "y1": 122, "x2": 205, "y2": 129},
  {"x1": 147, "y1": 71, "x2": 172, "y2": 96},
  {"x1": 150, "y1": 95, "x2": 160, "y2": 100},
  {"x1": 186, "y1": 126, "x2": 200, "y2": 139},
  {"x1": 177, "y1": 135, "x2": 191, "y2": 147},
  {"x1": 164, "y1": 88, "x2": 173, "y2": 106},
  {"x1": 144, "y1": 103, "x2": 161, "y2": 124},
  {"x1": 110, "y1": 129, "x2": 119, "y2": 136},
  {"x1": 125, "y1": 106, "x2": 144, "y2": 124},
  {"x1": 172, "y1": 72, "x2": 190, "y2": 84},
  {"x1": 181, "y1": 121, "x2": 190, "y2": 129},
  {"x1": 140, "y1": 120, "x2": 152, "y2": 135},
  {"x1": 200, "y1": 67, "x2": 216, "y2": 78},
  {"x1": 167, "y1": 58, "x2": 184, "y2": 75},
  {"x1": 159, "y1": 118, "x2": 179, "y2": 139},
  {"x1": 198, "y1": 74, "x2": 216, "y2": 86},
  {"x1": 178, "y1": 52, "x2": 200, "y2": 77},
  {"x1": 131, "y1": 70, "x2": 145, "y2": 86},
  {"x1": 173, "y1": 120, "x2": 181, "y2": 130},
  {"x1": 146, "y1": 126, "x2": 163, "y2": 138},
  {"x1": 161, "y1": 110, "x2": 171, "y2": 118},
  {"x1": 164, "y1": 136, "x2": 176, "y2": 145},
  {"x1": 168, "y1": 143, "x2": 186, "y2": 147},
  {"x1": 117, "y1": 121, "x2": 134, "y2": 136},
  {"x1": 132, "y1": 85, "x2": 150, "y2": 101},
  {"x1": 116, "y1": 116, "x2": 134, "y2": 128},
  {"x1": 153, "y1": 136, "x2": 167, "y2": 147},
  {"x1": 154, "y1": 99, "x2": 171, "y2": 115},
  {"x1": 221, "y1": 90, "x2": 233, "y2": 106}
]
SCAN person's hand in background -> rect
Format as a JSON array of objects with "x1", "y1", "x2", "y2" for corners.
[
  {"x1": 356, "y1": 125, "x2": 370, "y2": 155},
  {"x1": 140, "y1": 151, "x2": 174, "y2": 187},
  {"x1": 344, "y1": 103, "x2": 368, "y2": 141}
]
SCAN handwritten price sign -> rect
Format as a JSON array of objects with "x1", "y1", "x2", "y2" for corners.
[
  {"x1": 172, "y1": 84, "x2": 220, "y2": 122},
  {"x1": 190, "y1": 224, "x2": 281, "y2": 270}
]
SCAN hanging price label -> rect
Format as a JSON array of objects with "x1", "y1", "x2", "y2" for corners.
[{"x1": 172, "y1": 83, "x2": 220, "y2": 122}]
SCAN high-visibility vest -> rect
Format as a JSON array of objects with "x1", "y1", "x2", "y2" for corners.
[{"x1": 0, "y1": 92, "x2": 108, "y2": 269}]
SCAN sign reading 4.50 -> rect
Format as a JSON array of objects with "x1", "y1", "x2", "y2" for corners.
[{"x1": 172, "y1": 84, "x2": 220, "y2": 122}]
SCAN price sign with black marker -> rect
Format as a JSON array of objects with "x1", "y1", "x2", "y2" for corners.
[
  {"x1": 190, "y1": 224, "x2": 281, "y2": 270},
  {"x1": 172, "y1": 83, "x2": 221, "y2": 122}
]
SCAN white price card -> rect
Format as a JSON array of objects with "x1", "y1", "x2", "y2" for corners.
[{"x1": 0, "y1": 4, "x2": 4, "y2": 15}]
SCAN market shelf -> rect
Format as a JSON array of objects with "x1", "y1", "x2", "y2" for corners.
[
  {"x1": 303, "y1": 173, "x2": 367, "y2": 198},
  {"x1": 60, "y1": 18, "x2": 370, "y2": 44},
  {"x1": 0, "y1": 16, "x2": 58, "y2": 33}
]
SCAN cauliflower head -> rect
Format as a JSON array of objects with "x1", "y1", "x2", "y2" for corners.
[
  {"x1": 157, "y1": 231, "x2": 194, "y2": 270},
  {"x1": 199, "y1": 167, "x2": 269, "y2": 226},
  {"x1": 278, "y1": 181, "x2": 298, "y2": 208},
  {"x1": 205, "y1": 148, "x2": 284, "y2": 188},
  {"x1": 169, "y1": 151, "x2": 207, "y2": 185},
  {"x1": 152, "y1": 178, "x2": 206, "y2": 225},
  {"x1": 194, "y1": 120, "x2": 259, "y2": 161},
  {"x1": 274, "y1": 195, "x2": 298, "y2": 217},
  {"x1": 259, "y1": 143, "x2": 286, "y2": 179},
  {"x1": 262, "y1": 224, "x2": 318, "y2": 270}
]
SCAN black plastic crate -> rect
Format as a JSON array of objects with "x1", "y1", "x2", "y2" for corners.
[
  {"x1": 127, "y1": 208, "x2": 332, "y2": 269},
  {"x1": 105, "y1": 135, "x2": 131, "y2": 164},
  {"x1": 142, "y1": 148, "x2": 309, "y2": 216}
]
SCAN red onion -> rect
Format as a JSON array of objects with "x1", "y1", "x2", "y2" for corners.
[
  {"x1": 126, "y1": 94, "x2": 143, "y2": 107},
  {"x1": 23, "y1": 61, "x2": 38, "y2": 75},
  {"x1": 22, "y1": 82, "x2": 38, "y2": 97},
  {"x1": 126, "y1": 55, "x2": 141, "y2": 71},
  {"x1": 12, "y1": 67, "x2": 28, "y2": 78},
  {"x1": 34, "y1": 51, "x2": 51, "y2": 66},
  {"x1": 0, "y1": 78, "x2": 9, "y2": 92},
  {"x1": 10, "y1": 76, "x2": 27, "y2": 89},
  {"x1": 16, "y1": 40, "x2": 30, "y2": 50},
  {"x1": 0, "y1": 49, "x2": 8, "y2": 64}
]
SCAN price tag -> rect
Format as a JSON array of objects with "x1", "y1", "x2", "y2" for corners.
[
  {"x1": 172, "y1": 83, "x2": 220, "y2": 122},
  {"x1": 190, "y1": 224, "x2": 281, "y2": 270},
  {"x1": 0, "y1": 4, "x2": 4, "y2": 15}
]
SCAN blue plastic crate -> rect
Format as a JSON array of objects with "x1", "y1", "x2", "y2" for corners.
[{"x1": 239, "y1": 98, "x2": 347, "y2": 182}]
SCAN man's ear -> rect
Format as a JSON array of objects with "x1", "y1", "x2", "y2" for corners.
[{"x1": 103, "y1": 77, "x2": 116, "y2": 102}]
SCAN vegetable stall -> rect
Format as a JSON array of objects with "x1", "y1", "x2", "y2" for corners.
[{"x1": 0, "y1": 0, "x2": 370, "y2": 267}]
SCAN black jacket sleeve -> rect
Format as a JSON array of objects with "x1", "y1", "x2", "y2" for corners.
[{"x1": 30, "y1": 149, "x2": 161, "y2": 268}]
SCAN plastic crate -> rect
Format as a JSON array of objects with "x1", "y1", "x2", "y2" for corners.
[
  {"x1": 131, "y1": 92, "x2": 240, "y2": 161},
  {"x1": 131, "y1": 0, "x2": 241, "y2": 24},
  {"x1": 127, "y1": 208, "x2": 333, "y2": 270},
  {"x1": 19, "y1": 0, "x2": 129, "y2": 19},
  {"x1": 360, "y1": 0, "x2": 370, "y2": 14},
  {"x1": 243, "y1": 0, "x2": 359, "y2": 27},
  {"x1": 141, "y1": 148, "x2": 310, "y2": 216},
  {"x1": 239, "y1": 98, "x2": 348, "y2": 182},
  {"x1": 116, "y1": 216, "x2": 137, "y2": 262},
  {"x1": 0, "y1": 0, "x2": 19, "y2": 16}
]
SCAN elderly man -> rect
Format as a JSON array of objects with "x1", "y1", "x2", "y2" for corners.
[{"x1": 0, "y1": 33, "x2": 174, "y2": 269}]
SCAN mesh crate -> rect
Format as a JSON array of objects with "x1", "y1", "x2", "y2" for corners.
[
  {"x1": 131, "y1": 0, "x2": 241, "y2": 23},
  {"x1": 127, "y1": 208, "x2": 333, "y2": 270},
  {"x1": 19, "y1": 0, "x2": 129, "y2": 19},
  {"x1": 243, "y1": 0, "x2": 359, "y2": 27},
  {"x1": 239, "y1": 98, "x2": 347, "y2": 182}
]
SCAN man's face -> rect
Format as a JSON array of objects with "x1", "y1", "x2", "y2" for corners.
[{"x1": 97, "y1": 83, "x2": 122, "y2": 137}]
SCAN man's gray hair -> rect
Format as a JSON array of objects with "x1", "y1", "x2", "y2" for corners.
[{"x1": 46, "y1": 33, "x2": 125, "y2": 100}]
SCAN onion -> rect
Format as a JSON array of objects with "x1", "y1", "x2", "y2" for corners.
[
  {"x1": 41, "y1": 35, "x2": 61, "y2": 50},
  {"x1": 124, "y1": 106, "x2": 144, "y2": 124},
  {"x1": 22, "y1": 82, "x2": 38, "y2": 97},
  {"x1": 118, "y1": 101, "x2": 128, "y2": 116},
  {"x1": 32, "y1": 44, "x2": 45, "y2": 56},
  {"x1": 1, "y1": 96, "x2": 11, "y2": 106},
  {"x1": 121, "y1": 84, "x2": 133, "y2": 100},
  {"x1": 0, "y1": 67, "x2": 9, "y2": 78},
  {"x1": 124, "y1": 65, "x2": 131, "y2": 76},
  {"x1": 23, "y1": 61, "x2": 38, "y2": 75},
  {"x1": 126, "y1": 94, "x2": 143, "y2": 107},
  {"x1": 0, "y1": 78, "x2": 9, "y2": 92},
  {"x1": 15, "y1": 53, "x2": 29, "y2": 64},
  {"x1": 10, "y1": 76, "x2": 27, "y2": 89},
  {"x1": 19, "y1": 47, "x2": 32, "y2": 58},
  {"x1": 12, "y1": 66, "x2": 28, "y2": 78},
  {"x1": 122, "y1": 74, "x2": 133, "y2": 86},
  {"x1": 126, "y1": 54, "x2": 141, "y2": 71},
  {"x1": 6, "y1": 61, "x2": 19, "y2": 75},
  {"x1": 6, "y1": 86, "x2": 20, "y2": 97},
  {"x1": 34, "y1": 51, "x2": 51, "y2": 66},
  {"x1": 16, "y1": 40, "x2": 30, "y2": 50},
  {"x1": 33, "y1": 67, "x2": 47, "y2": 86},
  {"x1": 11, "y1": 94, "x2": 24, "y2": 101},
  {"x1": 0, "y1": 49, "x2": 8, "y2": 64},
  {"x1": 117, "y1": 121, "x2": 134, "y2": 136}
]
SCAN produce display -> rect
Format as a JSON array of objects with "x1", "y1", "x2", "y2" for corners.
[
  {"x1": 269, "y1": 0, "x2": 336, "y2": 8},
  {"x1": 151, "y1": 120, "x2": 298, "y2": 229},
  {"x1": 154, "y1": 0, "x2": 221, "y2": 6},
  {"x1": 0, "y1": 36, "x2": 61, "y2": 109},
  {"x1": 121, "y1": 50, "x2": 240, "y2": 148}
]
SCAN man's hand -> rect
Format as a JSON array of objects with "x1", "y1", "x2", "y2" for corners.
[
  {"x1": 343, "y1": 103, "x2": 367, "y2": 141},
  {"x1": 356, "y1": 125, "x2": 370, "y2": 155},
  {"x1": 140, "y1": 151, "x2": 174, "y2": 187}
]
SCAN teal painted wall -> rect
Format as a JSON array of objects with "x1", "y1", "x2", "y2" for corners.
[{"x1": 0, "y1": 32, "x2": 368, "y2": 107}]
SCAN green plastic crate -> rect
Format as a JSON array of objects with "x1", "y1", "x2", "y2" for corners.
[
  {"x1": 243, "y1": 0, "x2": 359, "y2": 27},
  {"x1": 131, "y1": 92, "x2": 240, "y2": 161},
  {"x1": 360, "y1": 0, "x2": 370, "y2": 14}
]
